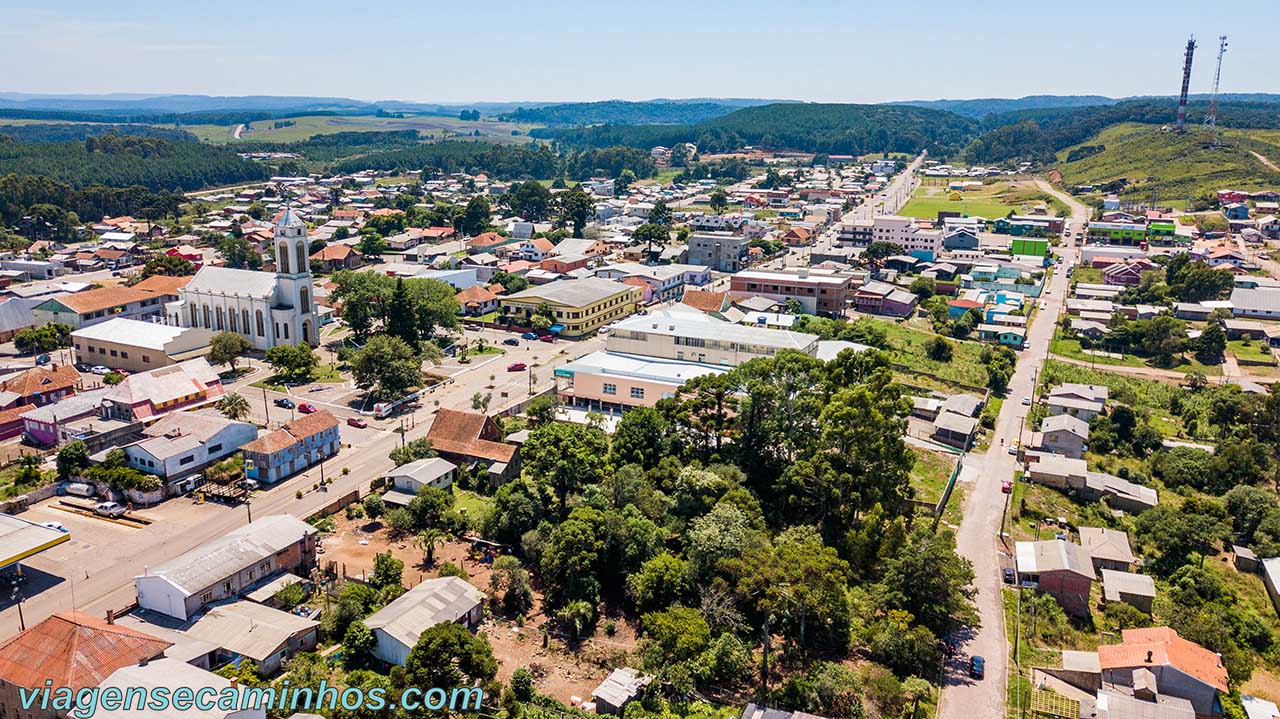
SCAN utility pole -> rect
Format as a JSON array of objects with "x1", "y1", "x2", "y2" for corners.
[
  {"x1": 246, "y1": 501, "x2": 253, "y2": 524},
  {"x1": 262, "y1": 387, "x2": 270, "y2": 426}
]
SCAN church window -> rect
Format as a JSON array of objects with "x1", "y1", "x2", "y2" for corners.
[
  {"x1": 296, "y1": 243, "x2": 307, "y2": 275},
  {"x1": 299, "y1": 288, "x2": 310, "y2": 313},
  {"x1": 228, "y1": 310, "x2": 237, "y2": 333},
  {"x1": 256, "y1": 310, "x2": 265, "y2": 337},
  {"x1": 277, "y1": 243, "x2": 290, "y2": 273},
  {"x1": 242, "y1": 309, "x2": 250, "y2": 335},
  {"x1": 215, "y1": 307, "x2": 224, "y2": 331},
  {"x1": 283, "y1": 323, "x2": 289, "y2": 340},
  {"x1": 202, "y1": 305, "x2": 211, "y2": 328}
]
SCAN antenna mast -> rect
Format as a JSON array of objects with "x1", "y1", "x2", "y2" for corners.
[
  {"x1": 1175, "y1": 35, "x2": 1196, "y2": 133},
  {"x1": 1204, "y1": 35, "x2": 1227, "y2": 146}
]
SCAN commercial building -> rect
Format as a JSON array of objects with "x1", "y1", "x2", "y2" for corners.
[
  {"x1": 134, "y1": 514, "x2": 318, "y2": 621},
  {"x1": 554, "y1": 350, "x2": 730, "y2": 412},
  {"x1": 688, "y1": 232, "x2": 749, "y2": 273},
  {"x1": 728, "y1": 268, "x2": 853, "y2": 315},
  {"x1": 31, "y1": 285, "x2": 170, "y2": 329},
  {"x1": 71, "y1": 318, "x2": 214, "y2": 373},
  {"x1": 241, "y1": 410, "x2": 341, "y2": 485},
  {"x1": 499, "y1": 278, "x2": 641, "y2": 338},
  {"x1": 115, "y1": 412, "x2": 258, "y2": 490},
  {"x1": 102, "y1": 358, "x2": 225, "y2": 422},
  {"x1": 868, "y1": 215, "x2": 944, "y2": 259},
  {"x1": 606, "y1": 311, "x2": 819, "y2": 366}
]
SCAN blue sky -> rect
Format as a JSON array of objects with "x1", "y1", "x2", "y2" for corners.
[{"x1": 2, "y1": 0, "x2": 1273, "y2": 103}]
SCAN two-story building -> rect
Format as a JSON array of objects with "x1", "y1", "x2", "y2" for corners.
[
  {"x1": 115, "y1": 412, "x2": 258, "y2": 491},
  {"x1": 31, "y1": 285, "x2": 170, "y2": 330},
  {"x1": 241, "y1": 410, "x2": 340, "y2": 485},
  {"x1": 499, "y1": 278, "x2": 641, "y2": 338}
]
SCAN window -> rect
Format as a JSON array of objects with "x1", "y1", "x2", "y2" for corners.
[
  {"x1": 296, "y1": 243, "x2": 307, "y2": 274},
  {"x1": 242, "y1": 309, "x2": 251, "y2": 335},
  {"x1": 299, "y1": 288, "x2": 310, "y2": 313},
  {"x1": 179, "y1": 455, "x2": 194, "y2": 465},
  {"x1": 142, "y1": 355, "x2": 151, "y2": 364},
  {"x1": 200, "y1": 591, "x2": 213, "y2": 604},
  {"x1": 256, "y1": 310, "x2": 265, "y2": 337},
  {"x1": 277, "y1": 243, "x2": 291, "y2": 273},
  {"x1": 630, "y1": 387, "x2": 645, "y2": 399},
  {"x1": 283, "y1": 323, "x2": 289, "y2": 340},
  {"x1": 602, "y1": 383, "x2": 617, "y2": 395},
  {"x1": 120, "y1": 352, "x2": 128, "y2": 359},
  {"x1": 110, "y1": 349, "x2": 117, "y2": 357},
  {"x1": 207, "y1": 443, "x2": 222, "y2": 454}
]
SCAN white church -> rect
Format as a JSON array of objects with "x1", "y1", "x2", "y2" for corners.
[{"x1": 166, "y1": 208, "x2": 319, "y2": 350}]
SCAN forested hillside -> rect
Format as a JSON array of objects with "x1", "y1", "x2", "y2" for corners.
[
  {"x1": 0, "y1": 134, "x2": 269, "y2": 190},
  {"x1": 334, "y1": 140, "x2": 655, "y2": 181},
  {"x1": 500, "y1": 101, "x2": 740, "y2": 126},
  {"x1": 0, "y1": 123, "x2": 197, "y2": 143},
  {"x1": 545, "y1": 103, "x2": 980, "y2": 156}
]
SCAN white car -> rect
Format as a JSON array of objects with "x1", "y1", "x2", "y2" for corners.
[
  {"x1": 1021, "y1": 396, "x2": 1032, "y2": 406},
  {"x1": 40, "y1": 521, "x2": 67, "y2": 532},
  {"x1": 93, "y1": 501, "x2": 126, "y2": 518},
  {"x1": 90, "y1": 365, "x2": 111, "y2": 375},
  {"x1": 1007, "y1": 442, "x2": 1019, "y2": 456}
]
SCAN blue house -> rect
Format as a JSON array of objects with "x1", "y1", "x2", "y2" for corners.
[
  {"x1": 1223, "y1": 203, "x2": 1250, "y2": 221},
  {"x1": 243, "y1": 410, "x2": 341, "y2": 484}
]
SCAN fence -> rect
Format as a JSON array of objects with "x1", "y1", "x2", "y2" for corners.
[{"x1": 305, "y1": 489, "x2": 360, "y2": 521}]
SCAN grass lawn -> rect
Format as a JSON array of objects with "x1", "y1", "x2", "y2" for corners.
[
  {"x1": 453, "y1": 488, "x2": 495, "y2": 528},
  {"x1": 469, "y1": 345, "x2": 505, "y2": 356},
  {"x1": 250, "y1": 364, "x2": 345, "y2": 392},
  {"x1": 900, "y1": 179, "x2": 1067, "y2": 222},
  {"x1": 910, "y1": 449, "x2": 957, "y2": 506},
  {"x1": 1229, "y1": 339, "x2": 1277, "y2": 366},
  {"x1": 0, "y1": 465, "x2": 54, "y2": 500},
  {"x1": 975, "y1": 397, "x2": 1004, "y2": 452},
  {"x1": 1068, "y1": 266, "x2": 1104, "y2": 284},
  {"x1": 183, "y1": 114, "x2": 538, "y2": 145},
  {"x1": 1049, "y1": 335, "x2": 1222, "y2": 377},
  {"x1": 877, "y1": 321, "x2": 991, "y2": 390}
]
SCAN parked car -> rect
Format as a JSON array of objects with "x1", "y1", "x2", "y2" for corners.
[
  {"x1": 1006, "y1": 441, "x2": 1019, "y2": 456},
  {"x1": 40, "y1": 521, "x2": 67, "y2": 533},
  {"x1": 64, "y1": 482, "x2": 94, "y2": 498},
  {"x1": 347, "y1": 417, "x2": 368, "y2": 428},
  {"x1": 90, "y1": 365, "x2": 111, "y2": 375},
  {"x1": 539, "y1": 335, "x2": 556, "y2": 343},
  {"x1": 35, "y1": 354, "x2": 51, "y2": 366},
  {"x1": 297, "y1": 403, "x2": 317, "y2": 414},
  {"x1": 502, "y1": 338, "x2": 520, "y2": 346},
  {"x1": 1002, "y1": 478, "x2": 1014, "y2": 493},
  {"x1": 238, "y1": 479, "x2": 260, "y2": 491},
  {"x1": 1003, "y1": 567, "x2": 1016, "y2": 584},
  {"x1": 1021, "y1": 396, "x2": 1031, "y2": 406},
  {"x1": 507, "y1": 362, "x2": 527, "y2": 372},
  {"x1": 74, "y1": 362, "x2": 91, "y2": 372},
  {"x1": 274, "y1": 397, "x2": 295, "y2": 409},
  {"x1": 93, "y1": 501, "x2": 126, "y2": 518},
  {"x1": 521, "y1": 332, "x2": 539, "y2": 340},
  {"x1": 969, "y1": 656, "x2": 985, "y2": 680}
]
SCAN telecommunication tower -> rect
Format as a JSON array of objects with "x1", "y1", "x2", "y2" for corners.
[
  {"x1": 1174, "y1": 36, "x2": 1196, "y2": 133},
  {"x1": 1204, "y1": 35, "x2": 1228, "y2": 146}
]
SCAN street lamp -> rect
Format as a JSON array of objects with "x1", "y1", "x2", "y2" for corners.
[{"x1": 10, "y1": 586, "x2": 25, "y2": 632}]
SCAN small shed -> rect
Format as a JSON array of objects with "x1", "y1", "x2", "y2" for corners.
[
  {"x1": 1235, "y1": 545, "x2": 1260, "y2": 573},
  {"x1": 1100, "y1": 569, "x2": 1156, "y2": 614},
  {"x1": 592, "y1": 668, "x2": 653, "y2": 715}
]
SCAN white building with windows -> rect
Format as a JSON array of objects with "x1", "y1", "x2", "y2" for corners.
[{"x1": 166, "y1": 209, "x2": 318, "y2": 350}]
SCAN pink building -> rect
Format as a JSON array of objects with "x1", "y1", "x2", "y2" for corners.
[{"x1": 554, "y1": 351, "x2": 728, "y2": 412}]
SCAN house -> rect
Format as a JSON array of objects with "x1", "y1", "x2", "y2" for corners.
[
  {"x1": 0, "y1": 610, "x2": 173, "y2": 719},
  {"x1": 382, "y1": 457, "x2": 459, "y2": 507},
  {"x1": 1034, "y1": 414, "x2": 1090, "y2": 459},
  {"x1": 740, "y1": 704, "x2": 828, "y2": 719},
  {"x1": 1015, "y1": 539, "x2": 1096, "y2": 615},
  {"x1": 0, "y1": 364, "x2": 82, "y2": 439},
  {"x1": 102, "y1": 358, "x2": 225, "y2": 422},
  {"x1": 366, "y1": 577, "x2": 485, "y2": 666},
  {"x1": 1079, "y1": 527, "x2": 1136, "y2": 572},
  {"x1": 19, "y1": 387, "x2": 113, "y2": 447},
  {"x1": 1102, "y1": 260, "x2": 1154, "y2": 286},
  {"x1": 1098, "y1": 627, "x2": 1228, "y2": 718},
  {"x1": 681, "y1": 288, "x2": 730, "y2": 315},
  {"x1": 932, "y1": 411, "x2": 979, "y2": 449},
  {"x1": 183, "y1": 600, "x2": 318, "y2": 676},
  {"x1": 309, "y1": 243, "x2": 363, "y2": 271},
  {"x1": 1046, "y1": 384, "x2": 1107, "y2": 422},
  {"x1": 72, "y1": 318, "x2": 215, "y2": 373},
  {"x1": 1220, "y1": 318, "x2": 1268, "y2": 341},
  {"x1": 976, "y1": 323, "x2": 1027, "y2": 347},
  {"x1": 134, "y1": 514, "x2": 318, "y2": 621},
  {"x1": 729, "y1": 269, "x2": 854, "y2": 315},
  {"x1": 455, "y1": 285, "x2": 499, "y2": 316},
  {"x1": 1101, "y1": 569, "x2": 1156, "y2": 614},
  {"x1": 688, "y1": 232, "x2": 749, "y2": 273},
  {"x1": 499, "y1": 278, "x2": 641, "y2": 339},
  {"x1": 591, "y1": 668, "x2": 653, "y2": 715},
  {"x1": 424, "y1": 408, "x2": 520, "y2": 484},
  {"x1": 1026, "y1": 455, "x2": 1089, "y2": 490},
  {"x1": 1243, "y1": 696, "x2": 1280, "y2": 719},
  {"x1": 94, "y1": 657, "x2": 267, "y2": 719},
  {"x1": 1262, "y1": 557, "x2": 1280, "y2": 618},
  {"x1": 241, "y1": 410, "x2": 340, "y2": 485},
  {"x1": 853, "y1": 280, "x2": 918, "y2": 317},
  {"x1": 32, "y1": 285, "x2": 169, "y2": 329},
  {"x1": 1222, "y1": 202, "x2": 1250, "y2": 221},
  {"x1": 467, "y1": 232, "x2": 520, "y2": 254},
  {"x1": 115, "y1": 412, "x2": 258, "y2": 491},
  {"x1": 555, "y1": 350, "x2": 729, "y2": 413}
]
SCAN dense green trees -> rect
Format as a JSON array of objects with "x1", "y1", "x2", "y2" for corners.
[
  {"x1": 328, "y1": 271, "x2": 459, "y2": 344},
  {"x1": 0, "y1": 136, "x2": 268, "y2": 191}
]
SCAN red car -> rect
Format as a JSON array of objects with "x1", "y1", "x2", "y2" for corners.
[
  {"x1": 346, "y1": 417, "x2": 368, "y2": 428},
  {"x1": 297, "y1": 403, "x2": 317, "y2": 414},
  {"x1": 1001, "y1": 479, "x2": 1014, "y2": 494},
  {"x1": 507, "y1": 362, "x2": 527, "y2": 372},
  {"x1": 538, "y1": 334, "x2": 556, "y2": 343}
]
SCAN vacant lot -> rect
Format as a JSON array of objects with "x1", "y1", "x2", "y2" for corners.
[{"x1": 899, "y1": 179, "x2": 1066, "y2": 221}]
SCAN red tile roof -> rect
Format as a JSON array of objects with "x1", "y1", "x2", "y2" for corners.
[
  {"x1": 45, "y1": 286, "x2": 160, "y2": 315},
  {"x1": 0, "y1": 365, "x2": 80, "y2": 403},
  {"x1": 681, "y1": 289, "x2": 729, "y2": 313},
  {"x1": 0, "y1": 611, "x2": 171, "y2": 691},
  {"x1": 455, "y1": 285, "x2": 498, "y2": 305},
  {"x1": 1098, "y1": 627, "x2": 1228, "y2": 692},
  {"x1": 131, "y1": 274, "x2": 192, "y2": 297},
  {"x1": 468, "y1": 232, "x2": 508, "y2": 248},
  {"x1": 425, "y1": 408, "x2": 516, "y2": 464},
  {"x1": 242, "y1": 409, "x2": 339, "y2": 455},
  {"x1": 310, "y1": 244, "x2": 362, "y2": 261}
]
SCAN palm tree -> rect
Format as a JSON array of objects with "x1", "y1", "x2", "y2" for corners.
[
  {"x1": 217, "y1": 392, "x2": 251, "y2": 421},
  {"x1": 414, "y1": 528, "x2": 445, "y2": 567}
]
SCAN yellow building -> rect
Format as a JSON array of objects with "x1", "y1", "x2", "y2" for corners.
[{"x1": 499, "y1": 278, "x2": 640, "y2": 338}]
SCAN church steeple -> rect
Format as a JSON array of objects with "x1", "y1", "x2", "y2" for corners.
[{"x1": 273, "y1": 206, "x2": 308, "y2": 276}]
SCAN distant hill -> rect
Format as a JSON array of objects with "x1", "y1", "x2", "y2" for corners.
[
  {"x1": 963, "y1": 99, "x2": 1280, "y2": 165},
  {"x1": 898, "y1": 93, "x2": 1280, "y2": 119},
  {"x1": 499, "y1": 101, "x2": 745, "y2": 126},
  {"x1": 545, "y1": 103, "x2": 979, "y2": 157},
  {"x1": 1052, "y1": 122, "x2": 1280, "y2": 204},
  {"x1": 0, "y1": 123, "x2": 196, "y2": 142}
]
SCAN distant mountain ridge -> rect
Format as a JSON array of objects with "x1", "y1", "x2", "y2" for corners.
[{"x1": 895, "y1": 93, "x2": 1280, "y2": 118}]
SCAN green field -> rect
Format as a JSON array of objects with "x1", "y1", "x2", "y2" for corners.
[
  {"x1": 1229, "y1": 339, "x2": 1278, "y2": 366},
  {"x1": 899, "y1": 180, "x2": 1066, "y2": 221},
  {"x1": 180, "y1": 114, "x2": 539, "y2": 144},
  {"x1": 1055, "y1": 122, "x2": 1280, "y2": 204}
]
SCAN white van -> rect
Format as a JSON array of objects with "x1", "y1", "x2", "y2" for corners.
[{"x1": 64, "y1": 482, "x2": 94, "y2": 498}]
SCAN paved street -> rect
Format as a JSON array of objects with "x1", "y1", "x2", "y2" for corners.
[
  {"x1": 937, "y1": 180, "x2": 1085, "y2": 719},
  {"x1": 0, "y1": 322, "x2": 603, "y2": 637}
]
